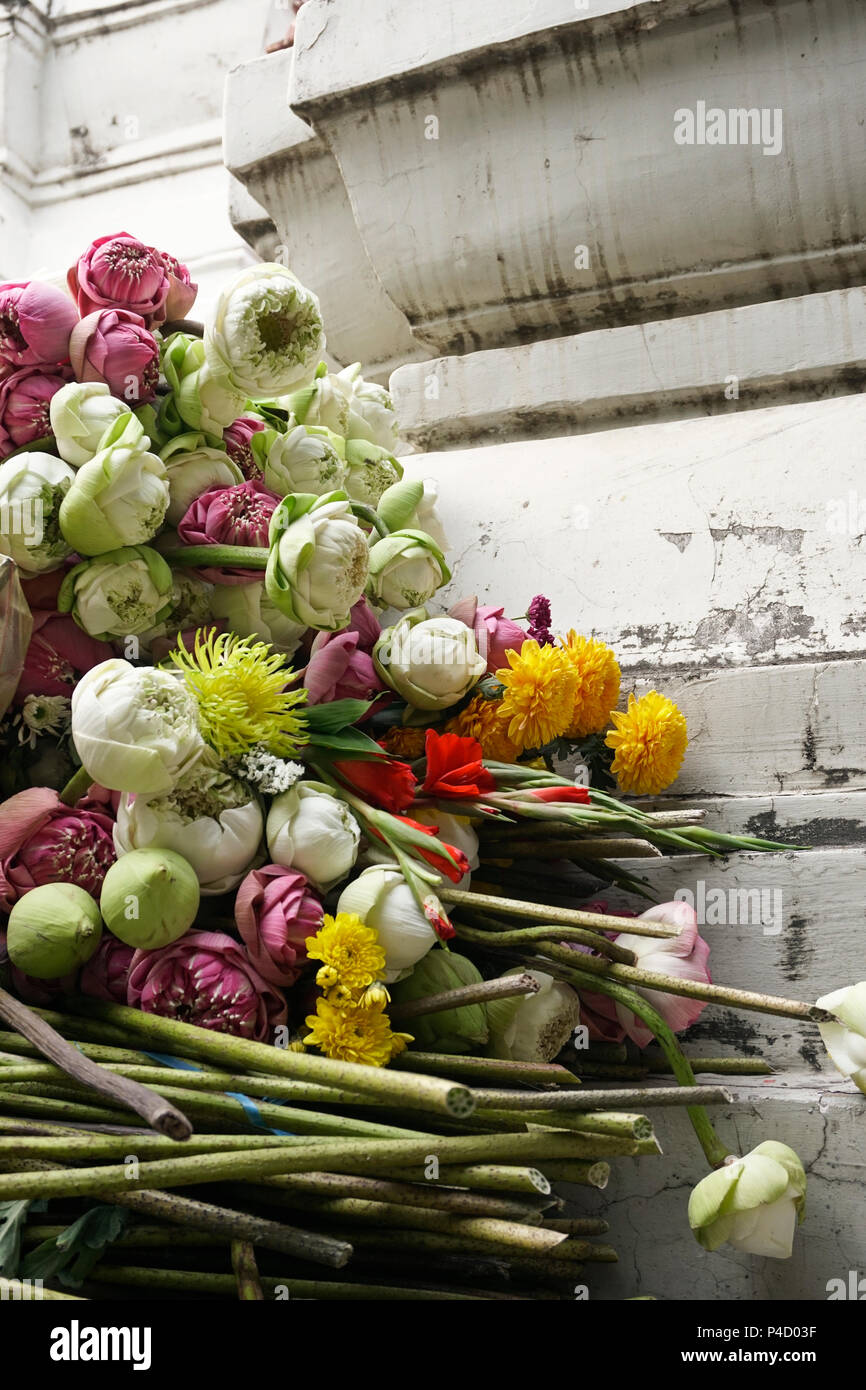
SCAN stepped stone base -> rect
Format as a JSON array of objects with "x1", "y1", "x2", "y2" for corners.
[{"x1": 568, "y1": 1075, "x2": 866, "y2": 1301}]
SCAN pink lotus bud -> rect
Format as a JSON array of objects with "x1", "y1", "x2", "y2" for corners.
[
  {"x1": 69, "y1": 309, "x2": 159, "y2": 406},
  {"x1": 573, "y1": 901, "x2": 711, "y2": 1048},
  {"x1": 176, "y1": 480, "x2": 282, "y2": 583},
  {"x1": 15, "y1": 610, "x2": 113, "y2": 702},
  {"x1": 0, "y1": 281, "x2": 78, "y2": 368},
  {"x1": 224, "y1": 415, "x2": 266, "y2": 480},
  {"x1": 448, "y1": 595, "x2": 528, "y2": 674},
  {"x1": 303, "y1": 628, "x2": 387, "y2": 705},
  {"x1": 80, "y1": 934, "x2": 135, "y2": 1003},
  {"x1": 346, "y1": 596, "x2": 382, "y2": 651},
  {"x1": 0, "y1": 786, "x2": 116, "y2": 910},
  {"x1": 0, "y1": 365, "x2": 71, "y2": 454},
  {"x1": 159, "y1": 251, "x2": 198, "y2": 320},
  {"x1": 235, "y1": 864, "x2": 323, "y2": 987},
  {"x1": 68, "y1": 232, "x2": 170, "y2": 328},
  {"x1": 126, "y1": 930, "x2": 287, "y2": 1040}
]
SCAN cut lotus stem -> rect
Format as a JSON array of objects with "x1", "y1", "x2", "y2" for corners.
[
  {"x1": 0, "y1": 1130, "x2": 633, "y2": 1203},
  {"x1": 540, "y1": 1160, "x2": 610, "y2": 1188},
  {"x1": 86, "y1": 1266, "x2": 488, "y2": 1301},
  {"x1": 51, "y1": 1000, "x2": 476, "y2": 1118},
  {"x1": 368, "y1": 1162, "x2": 553, "y2": 1195},
  {"x1": 0, "y1": 1086, "x2": 150, "y2": 1128},
  {"x1": 244, "y1": 1195, "x2": 566, "y2": 1255},
  {"x1": 98, "y1": 1184, "x2": 352, "y2": 1269},
  {"x1": 470, "y1": 1085, "x2": 734, "y2": 1111},
  {"x1": 322, "y1": 1223, "x2": 612, "y2": 1267},
  {"x1": 0, "y1": 1133, "x2": 344, "y2": 1163},
  {"x1": 389, "y1": 1053, "x2": 576, "y2": 1087},
  {"x1": 389, "y1": 973, "x2": 539, "y2": 1023},
  {"x1": 231, "y1": 1241, "x2": 265, "y2": 1301},
  {"x1": 237, "y1": 1173, "x2": 551, "y2": 1221},
  {"x1": 479, "y1": 1112, "x2": 654, "y2": 1143},
  {"x1": 0, "y1": 988, "x2": 192, "y2": 1140},
  {"x1": 440, "y1": 887, "x2": 680, "y2": 938},
  {"x1": 454, "y1": 920, "x2": 636, "y2": 965},
  {"x1": 482, "y1": 838, "x2": 663, "y2": 860},
  {"x1": 544, "y1": 1217, "x2": 610, "y2": 1236},
  {"x1": 646, "y1": 1056, "x2": 774, "y2": 1076}
]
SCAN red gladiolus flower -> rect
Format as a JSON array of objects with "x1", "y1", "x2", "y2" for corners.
[
  {"x1": 525, "y1": 786, "x2": 590, "y2": 804},
  {"x1": 333, "y1": 757, "x2": 417, "y2": 813},
  {"x1": 422, "y1": 729, "x2": 496, "y2": 799},
  {"x1": 371, "y1": 815, "x2": 470, "y2": 884}
]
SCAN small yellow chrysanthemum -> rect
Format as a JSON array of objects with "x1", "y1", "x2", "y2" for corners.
[
  {"x1": 304, "y1": 996, "x2": 412, "y2": 1067},
  {"x1": 171, "y1": 629, "x2": 307, "y2": 760},
  {"x1": 378, "y1": 725, "x2": 428, "y2": 759},
  {"x1": 605, "y1": 690, "x2": 688, "y2": 795},
  {"x1": 446, "y1": 693, "x2": 521, "y2": 763},
  {"x1": 305, "y1": 913, "x2": 386, "y2": 993},
  {"x1": 495, "y1": 640, "x2": 578, "y2": 753},
  {"x1": 559, "y1": 630, "x2": 622, "y2": 738}
]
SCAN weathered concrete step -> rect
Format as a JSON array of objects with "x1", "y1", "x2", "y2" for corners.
[
  {"x1": 569, "y1": 1075, "x2": 866, "y2": 1301},
  {"x1": 405, "y1": 394, "x2": 866, "y2": 671}
]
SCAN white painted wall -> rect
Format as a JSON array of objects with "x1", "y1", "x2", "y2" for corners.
[{"x1": 0, "y1": 0, "x2": 287, "y2": 315}]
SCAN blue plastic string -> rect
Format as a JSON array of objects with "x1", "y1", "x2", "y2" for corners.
[{"x1": 142, "y1": 1050, "x2": 295, "y2": 1136}]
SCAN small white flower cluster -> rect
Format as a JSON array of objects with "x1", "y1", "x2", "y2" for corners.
[{"x1": 234, "y1": 745, "x2": 305, "y2": 795}]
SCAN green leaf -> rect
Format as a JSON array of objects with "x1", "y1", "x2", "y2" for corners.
[
  {"x1": 20, "y1": 1204, "x2": 129, "y2": 1289},
  {"x1": 305, "y1": 699, "x2": 375, "y2": 735},
  {"x1": 0, "y1": 1200, "x2": 32, "y2": 1277},
  {"x1": 306, "y1": 726, "x2": 385, "y2": 759}
]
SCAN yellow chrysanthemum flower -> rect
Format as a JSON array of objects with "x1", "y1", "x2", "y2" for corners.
[
  {"x1": 559, "y1": 630, "x2": 622, "y2": 738},
  {"x1": 378, "y1": 725, "x2": 428, "y2": 759},
  {"x1": 305, "y1": 912, "x2": 386, "y2": 993},
  {"x1": 446, "y1": 693, "x2": 521, "y2": 763},
  {"x1": 304, "y1": 996, "x2": 412, "y2": 1067},
  {"x1": 495, "y1": 640, "x2": 578, "y2": 753},
  {"x1": 605, "y1": 690, "x2": 688, "y2": 795},
  {"x1": 171, "y1": 629, "x2": 307, "y2": 760}
]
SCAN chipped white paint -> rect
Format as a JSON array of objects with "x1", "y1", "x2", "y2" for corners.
[
  {"x1": 0, "y1": 0, "x2": 267, "y2": 313},
  {"x1": 391, "y1": 288, "x2": 866, "y2": 450},
  {"x1": 290, "y1": 0, "x2": 866, "y2": 355},
  {"x1": 404, "y1": 394, "x2": 866, "y2": 670},
  {"x1": 225, "y1": 49, "x2": 428, "y2": 382}
]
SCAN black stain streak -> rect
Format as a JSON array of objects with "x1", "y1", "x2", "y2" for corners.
[{"x1": 779, "y1": 916, "x2": 815, "y2": 984}]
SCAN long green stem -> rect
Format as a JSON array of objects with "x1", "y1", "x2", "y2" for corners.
[
  {"x1": 161, "y1": 544, "x2": 268, "y2": 569},
  {"x1": 441, "y1": 887, "x2": 680, "y2": 938},
  {"x1": 0, "y1": 1131, "x2": 644, "y2": 1203},
  {"x1": 86, "y1": 1266, "x2": 486, "y2": 1301},
  {"x1": 58, "y1": 764, "x2": 93, "y2": 806},
  {"x1": 231, "y1": 1241, "x2": 265, "y2": 1300},
  {"x1": 40, "y1": 1001, "x2": 475, "y2": 1118},
  {"x1": 552, "y1": 964, "x2": 730, "y2": 1168}
]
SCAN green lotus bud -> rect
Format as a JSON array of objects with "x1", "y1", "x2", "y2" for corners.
[
  {"x1": 389, "y1": 949, "x2": 488, "y2": 1054},
  {"x1": 258, "y1": 423, "x2": 347, "y2": 498},
  {"x1": 344, "y1": 438, "x2": 403, "y2": 508},
  {"x1": 688, "y1": 1141, "x2": 806, "y2": 1259},
  {"x1": 367, "y1": 528, "x2": 450, "y2": 610},
  {"x1": 57, "y1": 545, "x2": 174, "y2": 640},
  {"x1": 377, "y1": 478, "x2": 424, "y2": 532},
  {"x1": 7, "y1": 882, "x2": 102, "y2": 978},
  {"x1": 99, "y1": 848, "x2": 200, "y2": 949},
  {"x1": 373, "y1": 613, "x2": 486, "y2": 711}
]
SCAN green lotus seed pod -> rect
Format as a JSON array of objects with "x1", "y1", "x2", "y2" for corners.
[
  {"x1": 7, "y1": 883, "x2": 103, "y2": 979},
  {"x1": 99, "y1": 848, "x2": 200, "y2": 949}
]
